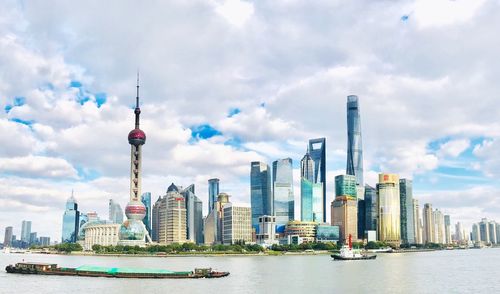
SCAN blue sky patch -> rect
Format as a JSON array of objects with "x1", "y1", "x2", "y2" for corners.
[
  {"x1": 14, "y1": 97, "x2": 25, "y2": 107},
  {"x1": 191, "y1": 124, "x2": 222, "y2": 139},
  {"x1": 401, "y1": 15, "x2": 409, "y2": 22},
  {"x1": 4, "y1": 104, "x2": 12, "y2": 113},
  {"x1": 70, "y1": 80, "x2": 82, "y2": 88},
  {"x1": 10, "y1": 117, "x2": 34, "y2": 126},
  {"x1": 228, "y1": 108, "x2": 241, "y2": 117},
  {"x1": 95, "y1": 93, "x2": 107, "y2": 108}
]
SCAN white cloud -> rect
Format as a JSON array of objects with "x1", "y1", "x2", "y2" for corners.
[
  {"x1": 438, "y1": 139, "x2": 470, "y2": 158},
  {"x1": 413, "y1": 0, "x2": 487, "y2": 28},
  {"x1": 0, "y1": 155, "x2": 78, "y2": 179},
  {"x1": 214, "y1": 0, "x2": 254, "y2": 27}
]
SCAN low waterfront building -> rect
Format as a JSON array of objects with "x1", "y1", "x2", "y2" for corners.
[
  {"x1": 256, "y1": 215, "x2": 278, "y2": 246},
  {"x1": 82, "y1": 223, "x2": 121, "y2": 251},
  {"x1": 222, "y1": 204, "x2": 252, "y2": 245},
  {"x1": 285, "y1": 221, "x2": 316, "y2": 244},
  {"x1": 315, "y1": 225, "x2": 340, "y2": 243}
]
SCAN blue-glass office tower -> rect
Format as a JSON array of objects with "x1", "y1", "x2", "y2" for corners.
[
  {"x1": 272, "y1": 158, "x2": 294, "y2": 232},
  {"x1": 308, "y1": 138, "x2": 326, "y2": 222},
  {"x1": 364, "y1": 185, "x2": 378, "y2": 231},
  {"x1": 181, "y1": 184, "x2": 204, "y2": 244},
  {"x1": 141, "y1": 192, "x2": 152, "y2": 237},
  {"x1": 208, "y1": 178, "x2": 219, "y2": 214},
  {"x1": 301, "y1": 152, "x2": 322, "y2": 222},
  {"x1": 400, "y1": 179, "x2": 415, "y2": 244},
  {"x1": 108, "y1": 199, "x2": 124, "y2": 224},
  {"x1": 251, "y1": 162, "x2": 273, "y2": 232},
  {"x1": 346, "y1": 95, "x2": 364, "y2": 187},
  {"x1": 21, "y1": 220, "x2": 32, "y2": 244},
  {"x1": 61, "y1": 193, "x2": 79, "y2": 243}
]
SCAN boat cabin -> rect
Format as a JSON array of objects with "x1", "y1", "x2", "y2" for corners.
[{"x1": 15, "y1": 262, "x2": 57, "y2": 271}]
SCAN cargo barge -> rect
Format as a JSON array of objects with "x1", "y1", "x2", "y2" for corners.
[{"x1": 5, "y1": 262, "x2": 229, "y2": 279}]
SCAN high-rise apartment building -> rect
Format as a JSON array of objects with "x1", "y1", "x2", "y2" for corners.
[
  {"x1": 208, "y1": 178, "x2": 220, "y2": 214},
  {"x1": 455, "y1": 222, "x2": 465, "y2": 243},
  {"x1": 489, "y1": 221, "x2": 497, "y2": 244},
  {"x1": 157, "y1": 185, "x2": 187, "y2": 244},
  {"x1": 3, "y1": 226, "x2": 13, "y2": 247},
  {"x1": 433, "y1": 209, "x2": 445, "y2": 244},
  {"x1": 413, "y1": 199, "x2": 422, "y2": 244},
  {"x1": 222, "y1": 204, "x2": 252, "y2": 245},
  {"x1": 471, "y1": 223, "x2": 481, "y2": 242},
  {"x1": 250, "y1": 162, "x2": 273, "y2": 232},
  {"x1": 377, "y1": 174, "x2": 401, "y2": 245},
  {"x1": 151, "y1": 196, "x2": 161, "y2": 242},
  {"x1": 21, "y1": 220, "x2": 31, "y2": 245},
  {"x1": 39, "y1": 237, "x2": 50, "y2": 246},
  {"x1": 346, "y1": 95, "x2": 364, "y2": 187},
  {"x1": 479, "y1": 218, "x2": 490, "y2": 243},
  {"x1": 422, "y1": 203, "x2": 434, "y2": 243},
  {"x1": 141, "y1": 192, "x2": 152, "y2": 237},
  {"x1": 301, "y1": 152, "x2": 322, "y2": 222},
  {"x1": 108, "y1": 199, "x2": 124, "y2": 224},
  {"x1": 444, "y1": 215, "x2": 452, "y2": 244},
  {"x1": 272, "y1": 158, "x2": 294, "y2": 232},
  {"x1": 308, "y1": 138, "x2": 326, "y2": 222},
  {"x1": 399, "y1": 179, "x2": 415, "y2": 245},
  {"x1": 61, "y1": 192, "x2": 79, "y2": 243},
  {"x1": 180, "y1": 184, "x2": 204, "y2": 244}
]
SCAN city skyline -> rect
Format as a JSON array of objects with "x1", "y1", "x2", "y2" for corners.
[{"x1": 2, "y1": 1, "x2": 500, "y2": 241}]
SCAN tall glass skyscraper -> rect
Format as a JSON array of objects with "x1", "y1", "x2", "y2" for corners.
[
  {"x1": 250, "y1": 162, "x2": 273, "y2": 232},
  {"x1": 61, "y1": 193, "x2": 79, "y2": 243},
  {"x1": 346, "y1": 95, "x2": 364, "y2": 187},
  {"x1": 3, "y1": 226, "x2": 13, "y2": 247},
  {"x1": 272, "y1": 158, "x2": 294, "y2": 232},
  {"x1": 141, "y1": 192, "x2": 152, "y2": 237},
  {"x1": 208, "y1": 178, "x2": 219, "y2": 214},
  {"x1": 300, "y1": 152, "x2": 322, "y2": 222},
  {"x1": 399, "y1": 179, "x2": 415, "y2": 244},
  {"x1": 180, "y1": 184, "x2": 204, "y2": 244},
  {"x1": 308, "y1": 138, "x2": 326, "y2": 222}
]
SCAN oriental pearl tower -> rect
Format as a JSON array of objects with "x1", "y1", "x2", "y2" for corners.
[{"x1": 118, "y1": 74, "x2": 151, "y2": 245}]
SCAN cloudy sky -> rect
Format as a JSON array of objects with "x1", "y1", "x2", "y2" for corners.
[{"x1": 1, "y1": 0, "x2": 500, "y2": 241}]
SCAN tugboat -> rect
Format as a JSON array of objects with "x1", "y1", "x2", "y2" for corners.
[{"x1": 331, "y1": 235, "x2": 376, "y2": 261}]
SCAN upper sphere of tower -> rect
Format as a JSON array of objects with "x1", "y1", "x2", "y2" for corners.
[{"x1": 128, "y1": 128, "x2": 146, "y2": 146}]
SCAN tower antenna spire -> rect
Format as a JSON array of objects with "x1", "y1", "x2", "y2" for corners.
[{"x1": 136, "y1": 70, "x2": 140, "y2": 108}]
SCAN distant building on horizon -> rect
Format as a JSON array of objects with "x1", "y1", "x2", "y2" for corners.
[
  {"x1": 250, "y1": 161, "x2": 273, "y2": 233},
  {"x1": 61, "y1": 193, "x2": 79, "y2": 244},
  {"x1": 204, "y1": 193, "x2": 231, "y2": 245},
  {"x1": 208, "y1": 178, "x2": 220, "y2": 214},
  {"x1": 108, "y1": 199, "x2": 124, "y2": 224},
  {"x1": 413, "y1": 199, "x2": 422, "y2": 244},
  {"x1": 399, "y1": 179, "x2": 415, "y2": 245},
  {"x1": 39, "y1": 237, "x2": 50, "y2": 246},
  {"x1": 272, "y1": 158, "x2": 294, "y2": 232},
  {"x1": 3, "y1": 226, "x2": 13, "y2": 247},
  {"x1": 422, "y1": 203, "x2": 434, "y2": 243},
  {"x1": 377, "y1": 174, "x2": 401, "y2": 246},
  {"x1": 308, "y1": 138, "x2": 326, "y2": 223},
  {"x1": 157, "y1": 184, "x2": 187, "y2": 245},
  {"x1": 444, "y1": 215, "x2": 452, "y2": 244}
]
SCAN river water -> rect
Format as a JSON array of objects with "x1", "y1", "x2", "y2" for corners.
[{"x1": 0, "y1": 249, "x2": 499, "y2": 294}]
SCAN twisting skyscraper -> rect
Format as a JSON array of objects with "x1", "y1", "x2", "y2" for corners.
[
  {"x1": 346, "y1": 95, "x2": 363, "y2": 187},
  {"x1": 308, "y1": 138, "x2": 326, "y2": 222},
  {"x1": 118, "y1": 75, "x2": 150, "y2": 246}
]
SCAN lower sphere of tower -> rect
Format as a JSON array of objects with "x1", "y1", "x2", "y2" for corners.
[{"x1": 119, "y1": 219, "x2": 146, "y2": 241}]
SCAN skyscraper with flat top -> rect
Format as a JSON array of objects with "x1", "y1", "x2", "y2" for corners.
[
  {"x1": 21, "y1": 220, "x2": 32, "y2": 244},
  {"x1": 3, "y1": 226, "x2": 13, "y2": 247},
  {"x1": 308, "y1": 138, "x2": 326, "y2": 222},
  {"x1": 400, "y1": 179, "x2": 415, "y2": 245},
  {"x1": 251, "y1": 162, "x2": 272, "y2": 232},
  {"x1": 377, "y1": 174, "x2": 401, "y2": 245},
  {"x1": 346, "y1": 95, "x2": 363, "y2": 187},
  {"x1": 301, "y1": 151, "x2": 322, "y2": 222},
  {"x1": 272, "y1": 158, "x2": 294, "y2": 231}
]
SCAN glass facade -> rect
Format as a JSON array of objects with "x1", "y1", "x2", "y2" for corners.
[
  {"x1": 346, "y1": 95, "x2": 364, "y2": 187},
  {"x1": 335, "y1": 175, "x2": 357, "y2": 198},
  {"x1": 364, "y1": 185, "x2": 378, "y2": 231},
  {"x1": 250, "y1": 162, "x2": 272, "y2": 233},
  {"x1": 316, "y1": 225, "x2": 340, "y2": 242},
  {"x1": 272, "y1": 158, "x2": 294, "y2": 231},
  {"x1": 180, "y1": 184, "x2": 204, "y2": 244},
  {"x1": 208, "y1": 178, "x2": 219, "y2": 214},
  {"x1": 399, "y1": 179, "x2": 415, "y2": 244},
  {"x1": 308, "y1": 138, "x2": 326, "y2": 222},
  {"x1": 61, "y1": 195, "x2": 79, "y2": 243},
  {"x1": 377, "y1": 174, "x2": 401, "y2": 245},
  {"x1": 108, "y1": 199, "x2": 124, "y2": 224},
  {"x1": 141, "y1": 192, "x2": 152, "y2": 236}
]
